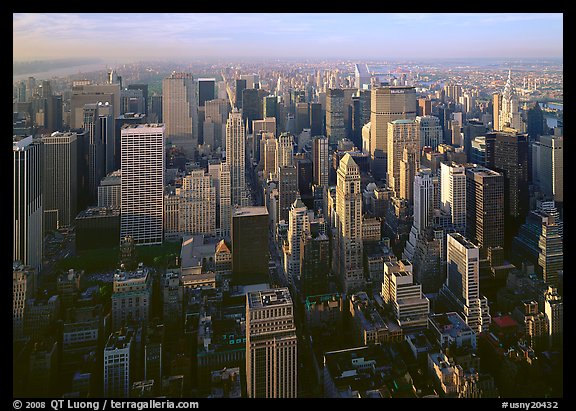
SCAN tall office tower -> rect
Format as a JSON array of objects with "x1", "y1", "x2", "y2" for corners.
[
  {"x1": 120, "y1": 124, "x2": 164, "y2": 245},
  {"x1": 462, "y1": 120, "x2": 486, "y2": 162},
  {"x1": 278, "y1": 165, "x2": 298, "y2": 223},
  {"x1": 492, "y1": 93, "x2": 502, "y2": 131},
  {"x1": 252, "y1": 118, "x2": 277, "y2": 163},
  {"x1": 441, "y1": 233, "x2": 491, "y2": 333},
  {"x1": 275, "y1": 132, "x2": 294, "y2": 170},
  {"x1": 225, "y1": 109, "x2": 248, "y2": 206},
  {"x1": 241, "y1": 73, "x2": 259, "y2": 90},
  {"x1": 205, "y1": 98, "x2": 230, "y2": 149},
  {"x1": 499, "y1": 70, "x2": 524, "y2": 132},
  {"x1": 41, "y1": 132, "x2": 77, "y2": 231},
  {"x1": 261, "y1": 134, "x2": 277, "y2": 180},
  {"x1": 484, "y1": 131, "x2": 529, "y2": 244},
  {"x1": 465, "y1": 166, "x2": 504, "y2": 257},
  {"x1": 127, "y1": 84, "x2": 148, "y2": 116},
  {"x1": 235, "y1": 78, "x2": 247, "y2": 109},
  {"x1": 232, "y1": 206, "x2": 269, "y2": 285},
  {"x1": 46, "y1": 94, "x2": 63, "y2": 133},
  {"x1": 112, "y1": 264, "x2": 152, "y2": 329},
  {"x1": 309, "y1": 102, "x2": 323, "y2": 136},
  {"x1": 13, "y1": 136, "x2": 43, "y2": 272},
  {"x1": 13, "y1": 262, "x2": 37, "y2": 342},
  {"x1": 246, "y1": 288, "x2": 297, "y2": 398},
  {"x1": 358, "y1": 89, "x2": 371, "y2": 126},
  {"x1": 335, "y1": 154, "x2": 364, "y2": 293},
  {"x1": 295, "y1": 102, "x2": 310, "y2": 135},
  {"x1": 70, "y1": 83, "x2": 120, "y2": 129},
  {"x1": 120, "y1": 88, "x2": 145, "y2": 115},
  {"x1": 537, "y1": 135, "x2": 563, "y2": 203},
  {"x1": 297, "y1": 158, "x2": 313, "y2": 200},
  {"x1": 362, "y1": 123, "x2": 371, "y2": 154},
  {"x1": 417, "y1": 115, "x2": 442, "y2": 150},
  {"x1": 312, "y1": 136, "x2": 329, "y2": 187},
  {"x1": 242, "y1": 88, "x2": 260, "y2": 134},
  {"x1": 263, "y1": 95, "x2": 277, "y2": 120},
  {"x1": 97, "y1": 102, "x2": 115, "y2": 176},
  {"x1": 351, "y1": 96, "x2": 362, "y2": 149},
  {"x1": 399, "y1": 147, "x2": 418, "y2": 203},
  {"x1": 544, "y1": 287, "x2": 563, "y2": 348},
  {"x1": 537, "y1": 213, "x2": 563, "y2": 288},
  {"x1": 403, "y1": 168, "x2": 434, "y2": 263},
  {"x1": 104, "y1": 329, "x2": 134, "y2": 398},
  {"x1": 82, "y1": 103, "x2": 105, "y2": 204},
  {"x1": 470, "y1": 136, "x2": 487, "y2": 166},
  {"x1": 178, "y1": 170, "x2": 216, "y2": 236},
  {"x1": 198, "y1": 78, "x2": 216, "y2": 107},
  {"x1": 218, "y1": 163, "x2": 232, "y2": 237},
  {"x1": 370, "y1": 86, "x2": 417, "y2": 181},
  {"x1": 162, "y1": 72, "x2": 197, "y2": 158},
  {"x1": 149, "y1": 95, "x2": 162, "y2": 123},
  {"x1": 387, "y1": 119, "x2": 420, "y2": 197},
  {"x1": 354, "y1": 63, "x2": 370, "y2": 90},
  {"x1": 285, "y1": 198, "x2": 309, "y2": 283},
  {"x1": 381, "y1": 260, "x2": 430, "y2": 331},
  {"x1": 526, "y1": 102, "x2": 546, "y2": 140},
  {"x1": 440, "y1": 162, "x2": 467, "y2": 234},
  {"x1": 326, "y1": 88, "x2": 345, "y2": 144},
  {"x1": 418, "y1": 97, "x2": 432, "y2": 116}
]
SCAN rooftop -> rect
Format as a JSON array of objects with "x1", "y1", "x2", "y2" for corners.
[
  {"x1": 429, "y1": 312, "x2": 474, "y2": 338},
  {"x1": 105, "y1": 329, "x2": 134, "y2": 351},
  {"x1": 247, "y1": 287, "x2": 292, "y2": 310},
  {"x1": 232, "y1": 206, "x2": 268, "y2": 218}
]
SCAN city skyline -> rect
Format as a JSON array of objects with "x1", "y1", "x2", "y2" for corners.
[{"x1": 13, "y1": 13, "x2": 563, "y2": 63}]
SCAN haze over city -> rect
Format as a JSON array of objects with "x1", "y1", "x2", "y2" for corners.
[{"x1": 13, "y1": 13, "x2": 563, "y2": 62}]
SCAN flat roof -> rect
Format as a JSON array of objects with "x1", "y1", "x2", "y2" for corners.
[
  {"x1": 232, "y1": 206, "x2": 268, "y2": 217},
  {"x1": 247, "y1": 287, "x2": 292, "y2": 310}
]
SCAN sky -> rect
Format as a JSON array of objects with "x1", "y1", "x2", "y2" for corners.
[{"x1": 13, "y1": 13, "x2": 563, "y2": 63}]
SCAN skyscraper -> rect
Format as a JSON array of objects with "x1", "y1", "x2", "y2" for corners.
[
  {"x1": 225, "y1": 109, "x2": 248, "y2": 206},
  {"x1": 104, "y1": 329, "x2": 134, "y2": 398},
  {"x1": 13, "y1": 262, "x2": 37, "y2": 342},
  {"x1": 246, "y1": 288, "x2": 298, "y2": 398},
  {"x1": 198, "y1": 78, "x2": 216, "y2": 107},
  {"x1": 326, "y1": 88, "x2": 345, "y2": 144},
  {"x1": 218, "y1": 163, "x2": 232, "y2": 237},
  {"x1": 309, "y1": 102, "x2": 323, "y2": 136},
  {"x1": 235, "y1": 78, "x2": 247, "y2": 109},
  {"x1": 492, "y1": 93, "x2": 502, "y2": 132},
  {"x1": 465, "y1": 165, "x2": 504, "y2": 257},
  {"x1": 13, "y1": 136, "x2": 43, "y2": 272},
  {"x1": 441, "y1": 233, "x2": 491, "y2": 333},
  {"x1": 120, "y1": 124, "x2": 165, "y2": 245},
  {"x1": 70, "y1": 83, "x2": 120, "y2": 129},
  {"x1": 416, "y1": 115, "x2": 443, "y2": 150},
  {"x1": 232, "y1": 206, "x2": 269, "y2": 285},
  {"x1": 370, "y1": 86, "x2": 417, "y2": 181},
  {"x1": 178, "y1": 170, "x2": 216, "y2": 236},
  {"x1": 41, "y1": 131, "x2": 77, "y2": 231},
  {"x1": 242, "y1": 88, "x2": 260, "y2": 134},
  {"x1": 278, "y1": 165, "x2": 298, "y2": 223},
  {"x1": 162, "y1": 72, "x2": 198, "y2": 158},
  {"x1": 440, "y1": 161, "x2": 466, "y2": 234},
  {"x1": 82, "y1": 103, "x2": 105, "y2": 204},
  {"x1": 499, "y1": 70, "x2": 524, "y2": 132},
  {"x1": 312, "y1": 136, "x2": 329, "y2": 187},
  {"x1": 284, "y1": 198, "x2": 309, "y2": 283},
  {"x1": 335, "y1": 154, "x2": 364, "y2": 293},
  {"x1": 536, "y1": 135, "x2": 563, "y2": 203},
  {"x1": 387, "y1": 119, "x2": 420, "y2": 197}
]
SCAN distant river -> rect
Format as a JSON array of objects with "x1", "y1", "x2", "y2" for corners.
[{"x1": 13, "y1": 62, "x2": 110, "y2": 83}]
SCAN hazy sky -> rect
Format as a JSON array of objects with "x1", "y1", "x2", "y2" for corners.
[{"x1": 13, "y1": 13, "x2": 563, "y2": 62}]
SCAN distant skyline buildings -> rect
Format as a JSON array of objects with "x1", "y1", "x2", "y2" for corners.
[{"x1": 13, "y1": 14, "x2": 562, "y2": 63}]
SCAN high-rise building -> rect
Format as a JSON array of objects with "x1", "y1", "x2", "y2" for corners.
[
  {"x1": 263, "y1": 95, "x2": 277, "y2": 120},
  {"x1": 300, "y1": 230, "x2": 330, "y2": 298},
  {"x1": 98, "y1": 170, "x2": 121, "y2": 208},
  {"x1": 232, "y1": 206, "x2": 269, "y2": 285},
  {"x1": 275, "y1": 132, "x2": 294, "y2": 167},
  {"x1": 354, "y1": 63, "x2": 370, "y2": 91},
  {"x1": 242, "y1": 88, "x2": 260, "y2": 134},
  {"x1": 162, "y1": 72, "x2": 197, "y2": 158},
  {"x1": 226, "y1": 109, "x2": 248, "y2": 207},
  {"x1": 218, "y1": 163, "x2": 232, "y2": 237},
  {"x1": 284, "y1": 198, "x2": 309, "y2": 283},
  {"x1": 295, "y1": 102, "x2": 310, "y2": 135},
  {"x1": 198, "y1": 78, "x2": 216, "y2": 107},
  {"x1": 440, "y1": 161, "x2": 466, "y2": 234},
  {"x1": 326, "y1": 88, "x2": 345, "y2": 144},
  {"x1": 120, "y1": 124, "x2": 164, "y2": 245},
  {"x1": 312, "y1": 136, "x2": 329, "y2": 187},
  {"x1": 278, "y1": 165, "x2": 298, "y2": 223},
  {"x1": 370, "y1": 86, "x2": 417, "y2": 181},
  {"x1": 46, "y1": 94, "x2": 63, "y2": 134},
  {"x1": 112, "y1": 264, "x2": 152, "y2": 329},
  {"x1": 41, "y1": 131, "x2": 77, "y2": 231},
  {"x1": 235, "y1": 79, "x2": 247, "y2": 109},
  {"x1": 536, "y1": 135, "x2": 563, "y2": 203},
  {"x1": 381, "y1": 259, "x2": 430, "y2": 331},
  {"x1": 499, "y1": 70, "x2": 524, "y2": 132},
  {"x1": 149, "y1": 95, "x2": 162, "y2": 123},
  {"x1": 82, "y1": 103, "x2": 105, "y2": 204},
  {"x1": 261, "y1": 134, "x2": 277, "y2": 180},
  {"x1": 70, "y1": 83, "x2": 120, "y2": 129},
  {"x1": 440, "y1": 233, "x2": 491, "y2": 333},
  {"x1": 13, "y1": 262, "x2": 37, "y2": 342},
  {"x1": 120, "y1": 88, "x2": 145, "y2": 115},
  {"x1": 205, "y1": 98, "x2": 230, "y2": 149},
  {"x1": 526, "y1": 102, "x2": 546, "y2": 140},
  {"x1": 104, "y1": 329, "x2": 134, "y2": 398},
  {"x1": 13, "y1": 136, "x2": 43, "y2": 272},
  {"x1": 252, "y1": 117, "x2": 276, "y2": 163},
  {"x1": 417, "y1": 115, "x2": 443, "y2": 150},
  {"x1": 387, "y1": 119, "x2": 420, "y2": 197},
  {"x1": 465, "y1": 165, "x2": 504, "y2": 256},
  {"x1": 309, "y1": 102, "x2": 323, "y2": 136},
  {"x1": 246, "y1": 288, "x2": 298, "y2": 398},
  {"x1": 178, "y1": 170, "x2": 216, "y2": 236},
  {"x1": 127, "y1": 84, "x2": 148, "y2": 116},
  {"x1": 484, "y1": 131, "x2": 529, "y2": 244},
  {"x1": 544, "y1": 287, "x2": 563, "y2": 349},
  {"x1": 335, "y1": 154, "x2": 364, "y2": 293}
]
